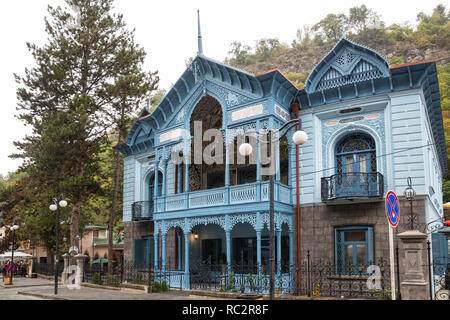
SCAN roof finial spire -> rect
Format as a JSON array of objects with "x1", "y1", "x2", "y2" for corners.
[
  {"x1": 340, "y1": 16, "x2": 346, "y2": 39},
  {"x1": 197, "y1": 10, "x2": 203, "y2": 56}
]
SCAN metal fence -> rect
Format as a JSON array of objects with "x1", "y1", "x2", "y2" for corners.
[
  {"x1": 430, "y1": 256, "x2": 450, "y2": 300},
  {"x1": 32, "y1": 262, "x2": 64, "y2": 277},
  {"x1": 189, "y1": 258, "x2": 392, "y2": 299},
  {"x1": 44, "y1": 256, "x2": 396, "y2": 299}
]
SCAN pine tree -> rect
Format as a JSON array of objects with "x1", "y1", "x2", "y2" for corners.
[{"x1": 13, "y1": 0, "x2": 159, "y2": 258}]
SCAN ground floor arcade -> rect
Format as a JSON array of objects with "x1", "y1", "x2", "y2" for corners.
[{"x1": 127, "y1": 212, "x2": 293, "y2": 290}]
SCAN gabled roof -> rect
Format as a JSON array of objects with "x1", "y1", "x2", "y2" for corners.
[
  {"x1": 115, "y1": 55, "x2": 298, "y2": 157},
  {"x1": 305, "y1": 37, "x2": 390, "y2": 93}
]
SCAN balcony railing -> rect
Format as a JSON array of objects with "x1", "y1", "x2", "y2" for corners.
[
  {"x1": 321, "y1": 172, "x2": 384, "y2": 202},
  {"x1": 151, "y1": 181, "x2": 292, "y2": 213},
  {"x1": 132, "y1": 201, "x2": 154, "y2": 221}
]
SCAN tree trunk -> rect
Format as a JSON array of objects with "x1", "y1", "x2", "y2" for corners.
[
  {"x1": 70, "y1": 201, "x2": 82, "y2": 248},
  {"x1": 108, "y1": 148, "x2": 122, "y2": 274}
]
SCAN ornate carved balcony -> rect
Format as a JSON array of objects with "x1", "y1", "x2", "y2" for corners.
[
  {"x1": 154, "y1": 181, "x2": 292, "y2": 214},
  {"x1": 132, "y1": 201, "x2": 154, "y2": 221},
  {"x1": 321, "y1": 172, "x2": 384, "y2": 202}
]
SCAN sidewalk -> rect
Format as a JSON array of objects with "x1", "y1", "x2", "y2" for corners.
[
  {"x1": 0, "y1": 277, "x2": 56, "y2": 289},
  {"x1": 17, "y1": 286, "x2": 222, "y2": 300}
]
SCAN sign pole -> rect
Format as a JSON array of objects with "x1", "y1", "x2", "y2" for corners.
[
  {"x1": 385, "y1": 190, "x2": 399, "y2": 301},
  {"x1": 389, "y1": 224, "x2": 396, "y2": 300}
]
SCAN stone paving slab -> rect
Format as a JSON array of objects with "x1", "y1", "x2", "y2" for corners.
[{"x1": 17, "y1": 286, "x2": 226, "y2": 300}]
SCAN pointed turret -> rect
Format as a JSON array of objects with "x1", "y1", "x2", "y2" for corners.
[{"x1": 197, "y1": 10, "x2": 203, "y2": 56}]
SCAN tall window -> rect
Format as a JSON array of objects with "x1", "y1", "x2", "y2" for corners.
[
  {"x1": 336, "y1": 134, "x2": 376, "y2": 175},
  {"x1": 335, "y1": 226, "x2": 374, "y2": 274}
]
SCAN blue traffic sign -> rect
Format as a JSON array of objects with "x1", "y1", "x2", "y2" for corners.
[{"x1": 385, "y1": 191, "x2": 400, "y2": 227}]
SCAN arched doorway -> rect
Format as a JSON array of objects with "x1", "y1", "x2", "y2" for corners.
[{"x1": 189, "y1": 96, "x2": 224, "y2": 191}]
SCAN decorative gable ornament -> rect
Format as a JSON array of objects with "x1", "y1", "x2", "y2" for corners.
[{"x1": 305, "y1": 38, "x2": 390, "y2": 93}]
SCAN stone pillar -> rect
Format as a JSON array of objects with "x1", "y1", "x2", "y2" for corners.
[
  {"x1": 397, "y1": 230, "x2": 429, "y2": 300},
  {"x1": 74, "y1": 254, "x2": 87, "y2": 283},
  {"x1": 62, "y1": 253, "x2": 70, "y2": 284}
]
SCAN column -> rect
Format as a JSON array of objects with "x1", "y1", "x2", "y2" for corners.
[
  {"x1": 225, "y1": 143, "x2": 230, "y2": 187},
  {"x1": 161, "y1": 233, "x2": 166, "y2": 271},
  {"x1": 162, "y1": 160, "x2": 168, "y2": 212},
  {"x1": 184, "y1": 152, "x2": 190, "y2": 209},
  {"x1": 275, "y1": 132, "x2": 281, "y2": 201},
  {"x1": 256, "y1": 120, "x2": 262, "y2": 183},
  {"x1": 62, "y1": 253, "x2": 70, "y2": 285},
  {"x1": 177, "y1": 164, "x2": 182, "y2": 194},
  {"x1": 154, "y1": 231, "x2": 159, "y2": 270},
  {"x1": 184, "y1": 233, "x2": 190, "y2": 290},
  {"x1": 74, "y1": 254, "x2": 87, "y2": 284},
  {"x1": 225, "y1": 143, "x2": 230, "y2": 205},
  {"x1": 177, "y1": 233, "x2": 182, "y2": 270},
  {"x1": 162, "y1": 160, "x2": 167, "y2": 196},
  {"x1": 289, "y1": 231, "x2": 294, "y2": 267},
  {"x1": 256, "y1": 231, "x2": 262, "y2": 274},
  {"x1": 226, "y1": 231, "x2": 231, "y2": 271},
  {"x1": 154, "y1": 149, "x2": 159, "y2": 213},
  {"x1": 277, "y1": 229, "x2": 282, "y2": 275}
]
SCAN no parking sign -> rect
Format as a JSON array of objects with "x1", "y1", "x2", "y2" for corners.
[{"x1": 385, "y1": 191, "x2": 400, "y2": 228}]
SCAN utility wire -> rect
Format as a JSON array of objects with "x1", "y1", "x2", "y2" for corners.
[{"x1": 295, "y1": 142, "x2": 436, "y2": 178}]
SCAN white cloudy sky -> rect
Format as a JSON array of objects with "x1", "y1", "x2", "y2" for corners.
[{"x1": 0, "y1": 0, "x2": 445, "y2": 176}]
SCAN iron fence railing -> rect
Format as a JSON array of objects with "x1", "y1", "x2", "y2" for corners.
[
  {"x1": 32, "y1": 262, "x2": 64, "y2": 277},
  {"x1": 429, "y1": 255, "x2": 450, "y2": 300},
  {"x1": 321, "y1": 172, "x2": 384, "y2": 201},
  {"x1": 189, "y1": 257, "x2": 393, "y2": 299},
  {"x1": 69, "y1": 257, "x2": 395, "y2": 299}
]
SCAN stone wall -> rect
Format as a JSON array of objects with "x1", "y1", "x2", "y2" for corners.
[
  {"x1": 123, "y1": 221, "x2": 154, "y2": 262},
  {"x1": 296, "y1": 199, "x2": 429, "y2": 283}
]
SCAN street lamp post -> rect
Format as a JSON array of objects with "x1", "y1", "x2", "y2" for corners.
[
  {"x1": 9, "y1": 225, "x2": 19, "y2": 285},
  {"x1": 239, "y1": 117, "x2": 308, "y2": 300},
  {"x1": 404, "y1": 177, "x2": 416, "y2": 230},
  {"x1": 49, "y1": 196, "x2": 68, "y2": 295}
]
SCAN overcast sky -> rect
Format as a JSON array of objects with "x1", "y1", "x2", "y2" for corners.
[{"x1": 0, "y1": 0, "x2": 445, "y2": 177}]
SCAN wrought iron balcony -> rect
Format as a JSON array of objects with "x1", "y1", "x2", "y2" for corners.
[
  {"x1": 321, "y1": 172, "x2": 384, "y2": 202},
  {"x1": 132, "y1": 201, "x2": 154, "y2": 221}
]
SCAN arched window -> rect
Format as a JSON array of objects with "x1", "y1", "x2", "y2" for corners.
[{"x1": 335, "y1": 134, "x2": 376, "y2": 175}]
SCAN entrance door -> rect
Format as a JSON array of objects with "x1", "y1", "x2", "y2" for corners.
[{"x1": 202, "y1": 239, "x2": 222, "y2": 265}]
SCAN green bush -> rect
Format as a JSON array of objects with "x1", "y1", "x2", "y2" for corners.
[
  {"x1": 373, "y1": 288, "x2": 399, "y2": 300},
  {"x1": 151, "y1": 281, "x2": 161, "y2": 293},
  {"x1": 161, "y1": 280, "x2": 168, "y2": 292},
  {"x1": 151, "y1": 281, "x2": 169, "y2": 293}
]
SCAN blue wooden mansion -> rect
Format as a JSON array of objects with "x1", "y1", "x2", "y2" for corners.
[{"x1": 115, "y1": 16, "x2": 448, "y2": 292}]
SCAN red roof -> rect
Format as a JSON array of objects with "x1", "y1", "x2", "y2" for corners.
[
  {"x1": 138, "y1": 113, "x2": 152, "y2": 121},
  {"x1": 389, "y1": 59, "x2": 435, "y2": 69}
]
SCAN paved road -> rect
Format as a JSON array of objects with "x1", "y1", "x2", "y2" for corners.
[{"x1": 0, "y1": 285, "x2": 50, "y2": 300}]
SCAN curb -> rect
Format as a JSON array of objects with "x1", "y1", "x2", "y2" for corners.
[{"x1": 17, "y1": 291, "x2": 69, "y2": 300}]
